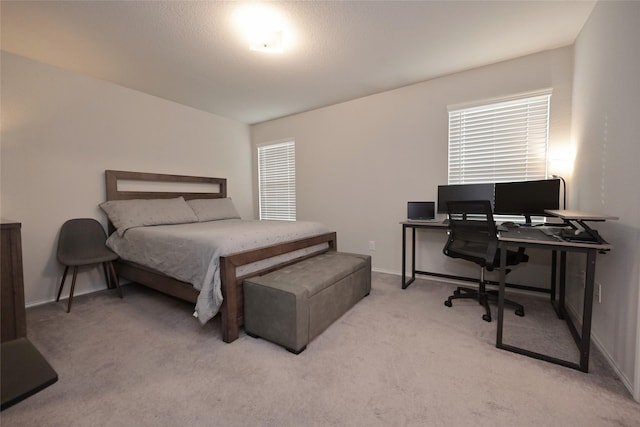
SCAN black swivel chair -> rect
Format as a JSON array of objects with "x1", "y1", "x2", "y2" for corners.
[
  {"x1": 442, "y1": 200, "x2": 528, "y2": 322},
  {"x1": 56, "y1": 218, "x2": 123, "y2": 312}
]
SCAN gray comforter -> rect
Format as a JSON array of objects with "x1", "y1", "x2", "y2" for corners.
[{"x1": 106, "y1": 219, "x2": 330, "y2": 323}]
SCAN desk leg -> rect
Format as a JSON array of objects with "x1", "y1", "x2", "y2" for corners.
[
  {"x1": 550, "y1": 250, "x2": 567, "y2": 320},
  {"x1": 496, "y1": 245, "x2": 507, "y2": 348},
  {"x1": 579, "y1": 249, "x2": 597, "y2": 372},
  {"x1": 411, "y1": 227, "x2": 416, "y2": 281},
  {"x1": 401, "y1": 224, "x2": 406, "y2": 288},
  {"x1": 401, "y1": 225, "x2": 416, "y2": 289},
  {"x1": 558, "y1": 251, "x2": 567, "y2": 319},
  {"x1": 550, "y1": 250, "x2": 557, "y2": 304}
]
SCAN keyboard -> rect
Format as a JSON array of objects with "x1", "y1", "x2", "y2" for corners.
[
  {"x1": 538, "y1": 226, "x2": 561, "y2": 237},
  {"x1": 499, "y1": 226, "x2": 560, "y2": 242}
]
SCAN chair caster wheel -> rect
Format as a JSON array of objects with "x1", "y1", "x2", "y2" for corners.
[
  {"x1": 444, "y1": 300, "x2": 452, "y2": 307},
  {"x1": 453, "y1": 289, "x2": 461, "y2": 296},
  {"x1": 515, "y1": 308, "x2": 525, "y2": 317},
  {"x1": 482, "y1": 314, "x2": 492, "y2": 322}
]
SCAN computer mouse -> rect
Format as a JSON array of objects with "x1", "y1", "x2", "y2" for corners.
[{"x1": 502, "y1": 221, "x2": 520, "y2": 228}]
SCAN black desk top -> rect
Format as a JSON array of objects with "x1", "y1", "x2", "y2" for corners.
[{"x1": 1, "y1": 337, "x2": 58, "y2": 411}]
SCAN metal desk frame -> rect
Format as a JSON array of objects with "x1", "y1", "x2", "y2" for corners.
[
  {"x1": 496, "y1": 227, "x2": 612, "y2": 372},
  {"x1": 401, "y1": 221, "x2": 550, "y2": 295}
]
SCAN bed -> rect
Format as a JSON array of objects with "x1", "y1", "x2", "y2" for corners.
[{"x1": 103, "y1": 170, "x2": 337, "y2": 343}]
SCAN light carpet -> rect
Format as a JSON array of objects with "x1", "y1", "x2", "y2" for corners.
[{"x1": 2, "y1": 272, "x2": 639, "y2": 426}]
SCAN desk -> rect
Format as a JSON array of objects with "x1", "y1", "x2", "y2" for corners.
[
  {"x1": 496, "y1": 226, "x2": 612, "y2": 372},
  {"x1": 401, "y1": 221, "x2": 550, "y2": 294}
]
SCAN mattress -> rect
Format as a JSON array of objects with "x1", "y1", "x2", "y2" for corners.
[{"x1": 106, "y1": 219, "x2": 330, "y2": 323}]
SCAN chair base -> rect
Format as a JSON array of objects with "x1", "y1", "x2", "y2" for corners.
[{"x1": 444, "y1": 285, "x2": 524, "y2": 322}]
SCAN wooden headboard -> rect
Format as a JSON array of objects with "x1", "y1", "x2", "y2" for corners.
[{"x1": 105, "y1": 170, "x2": 227, "y2": 201}]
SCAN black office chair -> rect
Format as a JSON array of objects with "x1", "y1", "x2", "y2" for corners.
[
  {"x1": 442, "y1": 200, "x2": 527, "y2": 322},
  {"x1": 56, "y1": 218, "x2": 123, "y2": 312}
]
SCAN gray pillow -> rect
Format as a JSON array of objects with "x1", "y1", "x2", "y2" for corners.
[
  {"x1": 100, "y1": 196, "x2": 198, "y2": 236},
  {"x1": 187, "y1": 198, "x2": 241, "y2": 222}
]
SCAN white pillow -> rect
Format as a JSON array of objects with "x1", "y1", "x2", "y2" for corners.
[
  {"x1": 100, "y1": 197, "x2": 198, "y2": 236},
  {"x1": 187, "y1": 198, "x2": 241, "y2": 222}
]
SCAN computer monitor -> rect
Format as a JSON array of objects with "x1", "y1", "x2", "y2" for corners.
[
  {"x1": 494, "y1": 179, "x2": 560, "y2": 218},
  {"x1": 437, "y1": 183, "x2": 495, "y2": 213}
]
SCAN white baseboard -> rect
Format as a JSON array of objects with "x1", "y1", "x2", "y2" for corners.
[
  {"x1": 26, "y1": 284, "x2": 130, "y2": 309},
  {"x1": 563, "y1": 301, "x2": 635, "y2": 398}
]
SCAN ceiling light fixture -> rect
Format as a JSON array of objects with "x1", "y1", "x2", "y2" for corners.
[
  {"x1": 250, "y1": 29, "x2": 284, "y2": 53},
  {"x1": 234, "y1": 3, "x2": 290, "y2": 54}
]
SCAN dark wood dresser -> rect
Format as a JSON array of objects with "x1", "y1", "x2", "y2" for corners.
[
  {"x1": 1, "y1": 220, "x2": 59, "y2": 410},
  {"x1": 1, "y1": 220, "x2": 27, "y2": 343}
]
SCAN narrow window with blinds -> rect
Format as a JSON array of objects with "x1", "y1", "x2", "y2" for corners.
[
  {"x1": 448, "y1": 90, "x2": 552, "y2": 185},
  {"x1": 257, "y1": 140, "x2": 296, "y2": 221}
]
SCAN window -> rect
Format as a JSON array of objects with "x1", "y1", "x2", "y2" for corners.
[
  {"x1": 257, "y1": 140, "x2": 296, "y2": 221},
  {"x1": 448, "y1": 90, "x2": 552, "y2": 185}
]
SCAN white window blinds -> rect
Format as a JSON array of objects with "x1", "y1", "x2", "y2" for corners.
[
  {"x1": 257, "y1": 140, "x2": 296, "y2": 221},
  {"x1": 448, "y1": 90, "x2": 551, "y2": 184}
]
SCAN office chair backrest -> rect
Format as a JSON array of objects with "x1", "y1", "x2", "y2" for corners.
[{"x1": 443, "y1": 200, "x2": 498, "y2": 270}]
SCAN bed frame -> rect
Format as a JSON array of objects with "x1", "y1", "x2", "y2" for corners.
[{"x1": 104, "y1": 170, "x2": 337, "y2": 343}]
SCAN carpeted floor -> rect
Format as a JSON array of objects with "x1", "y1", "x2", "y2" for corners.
[{"x1": 2, "y1": 272, "x2": 639, "y2": 426}]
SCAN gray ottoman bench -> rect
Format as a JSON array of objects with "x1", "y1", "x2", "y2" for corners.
[{"x1": 243, "y1": 251, "x2": 371, "y2": 354}]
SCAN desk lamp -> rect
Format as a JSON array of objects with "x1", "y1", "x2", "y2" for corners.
[{"x1": 552, "y1": 175, "x2": 567, "y2": 209}]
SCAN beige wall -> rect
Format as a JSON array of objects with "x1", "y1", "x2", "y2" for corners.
[
  {"x1": 0, "y1": 52, "x2": 253, "y2": 305},
  {"x1": 251, "y1": 47, "x2": 575, "y2": 287},
  {"x1": 571, "y1": 1, "x2": 640, "y2": 400}
]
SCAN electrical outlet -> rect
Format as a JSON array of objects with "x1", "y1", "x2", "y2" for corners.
[{"x1": 368, "y1": 241, "x2": 376, "y2": 251}]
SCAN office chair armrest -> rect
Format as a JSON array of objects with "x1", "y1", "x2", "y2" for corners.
[{"x1": 485, "y1": 240, "x2": 499, "y2": 270}]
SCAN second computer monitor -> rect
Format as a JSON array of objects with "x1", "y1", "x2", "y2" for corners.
[{"x1": 494, "y1": 179, "x2": 560, "y2": 216}]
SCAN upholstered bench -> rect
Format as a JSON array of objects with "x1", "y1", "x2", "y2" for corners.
[{"x1": 243, "y1": 251, "x2": 371, "y2": 354}]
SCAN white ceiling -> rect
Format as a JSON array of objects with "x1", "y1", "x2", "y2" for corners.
[{"x1": 1, "y1": 1, "x2": 596, "y2": 124}]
